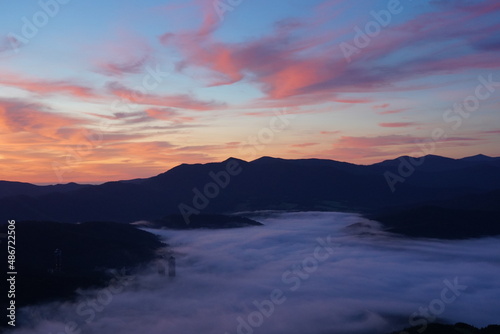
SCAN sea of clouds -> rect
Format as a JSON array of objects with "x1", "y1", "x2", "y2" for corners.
[{"x1": 10, "y1": 211, "x2": 500, "y2": 334}]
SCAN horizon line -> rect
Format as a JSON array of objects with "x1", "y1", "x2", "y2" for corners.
[{"x1": 2, "y1": 153, "x2": 497, "y2": 186}]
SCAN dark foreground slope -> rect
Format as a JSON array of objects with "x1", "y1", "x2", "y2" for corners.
[
  {"x1": 1, "y1": 221, "x2": 165, "y2": 313},
  {"x1": 372, "y1": 206, "x2": 500, "y2": 239},
  {"x1": 389, "y1": 323, "x2": 500, "y2": 334},
  {"x1": 371, "y1": 189, "x2": 500, "y2": 239}
]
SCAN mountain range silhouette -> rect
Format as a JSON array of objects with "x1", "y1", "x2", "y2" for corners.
[{"x1": 1, "y1": 154, "x2": 499, "y2": 238}]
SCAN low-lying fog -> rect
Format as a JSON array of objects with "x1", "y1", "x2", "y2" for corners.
[{"x1": 12, "y1": 212, "x2": 500, "y2": 334}]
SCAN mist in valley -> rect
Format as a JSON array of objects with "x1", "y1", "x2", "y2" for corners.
[{"x1": 10, "y1": 212, "x2": 500, "y2": 334}]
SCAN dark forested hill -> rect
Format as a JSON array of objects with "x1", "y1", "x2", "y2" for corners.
[{"x1": 0, "y1": 220, "x2": 165, "y2": 310}]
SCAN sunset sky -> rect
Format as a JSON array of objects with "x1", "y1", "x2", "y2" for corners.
[{"x1": 1, "y1": 0, "x2": 499, "y2": 184}]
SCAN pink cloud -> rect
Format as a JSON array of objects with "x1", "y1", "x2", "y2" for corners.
[
  {"x1": 335, "y1": 135, "x2": 479, "y2": 150},
  {"x1": 373, "y1": 104, "x2": 390, "y2": 109},
  {"x1": 2, "y1": 79, "x2": 97, "y2": 99},
  {"x1": 0, "y1": 98, "x2": 86, "y2": 140},
  {"x1": 145, "y1": 108, "x2": 195, "y2": 123},
  {"x1": 483, "y1": 129, "x2": 500, "y2": 134},
  {"x1": 159, "y1": 3, "x2": 350, "y2": 99},
  {"x1": 378, "y1": 109, "x2": 409, "y2": 115},
  {"x1": 379, "y1": 122, "x2": 418, "y2": 128},
  {"x1": 96, "y1": 55, "x2": 150, "y2": 77},
  {"x1": 0, "y1": 73, "x2": 99, "y2": 99},
  {"x1": 145, "y1": 108, "x2": 177, "y2": 120},
  {"x1": 157, "y1": 0, "x2": 500, "y2": 108},
  {"x1": 85, "y1": 108, "x2": 197, "y2": 127},
  {"x1": 336, "y1": 135, "x2": 420, "y2": 148},
  {"x1": 313, "y1": 132, "x2": 483, "y2": 164},
  {"x1": 106, "y1": 81, "x2": 224, "y2": 111},
  {"x1": 291, "y1": 143, "x2": 318, "y2": 148},
  {"x1": 90, "y1": 30, "x2": 154, "y2": 77}
]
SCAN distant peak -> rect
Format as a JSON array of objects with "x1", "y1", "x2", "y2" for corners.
[
  {"x1": 222, "y1": 157, "x2": 247, "y2": 164},
  {"x1": 460, "y1": 154, "x2": 493, "y2": 162},
  {"x1": 422, "y1": 154, "x2": 454, "y2": 160},
  {"x1": 252, "y1": 156, "x2": 283, "y2": 163},
  {"x1": 155, "y1": 157, "x2": 247, "y2": 177}
]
